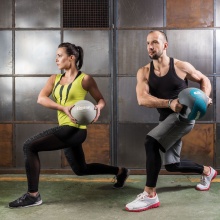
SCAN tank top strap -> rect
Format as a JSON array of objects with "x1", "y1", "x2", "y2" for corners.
[
  {"x1": 150, "y1": 60, "x2": 154, "y2": 72},
  {"x1": 169, "y1": 57, "x2": 174, "y2": 71}
]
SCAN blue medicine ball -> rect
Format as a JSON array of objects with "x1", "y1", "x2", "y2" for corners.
[{"x1": 178, "y1": 88, "x2": 208, "y2": 120}]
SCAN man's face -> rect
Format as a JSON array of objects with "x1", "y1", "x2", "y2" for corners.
[{"x1": 146, "y1": 32, "x2": 167, "y2": 60}]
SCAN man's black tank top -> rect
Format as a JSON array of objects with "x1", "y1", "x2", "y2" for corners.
[{"x1": 148, "y1": 57, "x2": 188, "y2": 121}]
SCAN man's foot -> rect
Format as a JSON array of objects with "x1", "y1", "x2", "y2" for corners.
[
  {"x1": 196, "y1": 167, "x2": 217, "y2": 191},
  {"x1": 9, "y1": 193, "x2": 42, "y2": 208},
  {"x1": 125, "y1": 191, "x2": 160, "y2": 212},
  {"x1": 113, "y1": 168, "x2": 130, "y2": 189}
]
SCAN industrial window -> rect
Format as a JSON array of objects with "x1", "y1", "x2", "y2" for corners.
[{"x1": 63, "y1": 0, "x2": 109, "y2": 28}]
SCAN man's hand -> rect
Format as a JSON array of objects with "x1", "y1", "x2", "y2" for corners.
[
  {"x1": 207, "y1": 97, "x2": 212, "y2": 108},
  {"x1": 170, "y1": 99, "x2": 183, "y2": 113}
]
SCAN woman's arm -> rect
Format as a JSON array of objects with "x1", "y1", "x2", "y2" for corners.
[{"x1": 82, "y1": 75, "x2": 106, "y2": 122}]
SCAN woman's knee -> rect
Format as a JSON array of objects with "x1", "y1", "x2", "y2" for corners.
[{"x1": 23, "y1": 139, "x2": 33, "y2": 154}]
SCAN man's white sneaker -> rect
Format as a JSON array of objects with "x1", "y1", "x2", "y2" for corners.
[
  {"x1": 196, "y1": 167, "x2": 217, "y2": 191},
  {"x1": 125, "y1": 191, "x2": 160, "y2": 212}
]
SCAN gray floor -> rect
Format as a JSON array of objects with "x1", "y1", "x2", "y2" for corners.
[{"x1": 0, "y1": 174, "x2": 219, "y2": 220}]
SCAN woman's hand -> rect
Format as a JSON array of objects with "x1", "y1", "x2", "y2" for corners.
[
  {"x1": 92, "y1": 105, "x2": 101, "y2": 123},
  {"x1": 63, "y1": 105, "x2": 78, "y2": 124}
]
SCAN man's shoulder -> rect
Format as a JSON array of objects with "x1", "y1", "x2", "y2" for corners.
[
  {"x1": 173, "y1": 58, "x2": 187, "y2": 67},
  {"x1": 138, "y1": 63, "x2": 151, "y2": 74}
]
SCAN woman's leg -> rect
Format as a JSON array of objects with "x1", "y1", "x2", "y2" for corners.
[
  {"x1": 64, "y1": 145, "x2": 119, "y2": 175},
  {"x1": 63, "y1": 129, "x2": 119, "y2": 175},
  {"x1": 24, "y1": 126, "x2": 79, "y2": 193}
]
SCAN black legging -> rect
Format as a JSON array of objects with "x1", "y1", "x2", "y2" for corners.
[
  {"x1": 145, "y1": 135, "x2": 204, "y2": 187},
  {"x1": 23, "y1": 125, "x2": 119, "y2": 193}
]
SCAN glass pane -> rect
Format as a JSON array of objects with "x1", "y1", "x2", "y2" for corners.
[
  {"x1": 167, "y1": 30, "x2": 213, "y2": 75},
  {"x1": 118, "y1": 77, "x2": 159, "y2": 123},
  {"x1": 64, "y1": 30, "x2": 109, "y2": 75},
  {"x1": 216, "y1": 77, "x2": 220, "y2": 122},
  {"x1": 0, "y1": 77, "x2": 12, "y2": 121},
  {"x1": 118, "y1": 30, "x2": 151, "y2": 76},
  {"x1": 0, "y1": 0, "x2": 12, "y2": 28},
  {"x1": 15, "y1": 31, "x2": 60, "y2": 74},
  {"x1": 15, "y1": 0, "x2": 60, "y2": 28},
  {"x1": 216, "y1": 124, "x2": 220, "y2": 168},
  {"x1": 216, "y1": 0, "x2": 220, "y2": 27},
  {"x1": 15, "y1": 77, "x2": 57, "y2": 121},
  {"x1": 216, "y1": 30, "x2": 220, "y2": 73},
  {"x1": 117, "y1": 0, "x2": 163, "y2": 28},
  {"x1": 118, "y1": 123, "x2": 155, "y2": 168},
  {"x1": 0, "y1": 31, "x2": 12, "y2": 74}
]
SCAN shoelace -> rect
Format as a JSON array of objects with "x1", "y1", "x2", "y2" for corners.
[
  {"x1": 199, "y1": 175, "x2": 207, "y2": 186},
  {"x1": 17, "y1": 193, "x2": 28, "y2": 202},
  {"x1": 111, "y1": 176, "x2": 117, "y2": 183},
  {"x1": 136, "y1": 193, "x2": 148, "y2": 200}
]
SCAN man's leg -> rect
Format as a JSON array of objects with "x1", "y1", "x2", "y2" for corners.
[
  {"x1": 125, "y1": 135, "x2": 161, "y2": 212},
  {"x1": 163, "y1": 139, "x2": 217, "y2": 191}
]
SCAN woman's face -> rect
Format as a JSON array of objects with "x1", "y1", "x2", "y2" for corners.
[{"x1": 55, "y1": 47, "x2": 75, "y2": 70}]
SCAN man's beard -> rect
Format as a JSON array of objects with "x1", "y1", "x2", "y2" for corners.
[{"x1": 149, "y1": 51, "x2": 163, "y2": 60}]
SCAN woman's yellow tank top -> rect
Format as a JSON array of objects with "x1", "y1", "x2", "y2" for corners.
[{"x1": 52, "y1": 72, "x2": 88, "y2": 129}]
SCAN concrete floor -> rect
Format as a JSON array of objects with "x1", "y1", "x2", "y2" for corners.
[{"x1": 0, "y1": 174, "x2": 219, "y2": 220}]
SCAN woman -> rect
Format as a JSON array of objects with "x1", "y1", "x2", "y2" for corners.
[{"x1": 9, "y1": 43, "x2": 129, "y2": 208}]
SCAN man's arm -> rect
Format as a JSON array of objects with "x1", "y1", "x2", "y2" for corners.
[
  {"x1": 136, "y1": 67, "x2": 169, "y2": 108},
  {"x1": 176, "y1": 61, "x2": 211, "y2": 96},
  {"x1": 175, "y1": 60, "x2": 212, "y2": 106}
]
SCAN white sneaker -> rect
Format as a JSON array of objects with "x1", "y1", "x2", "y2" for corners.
[
  {"x1": 125, "y1": 191, "x2": 160, "y2": 212},
  {"x1": 196, "y1": 167, "x2": 217, "y2": 191}
]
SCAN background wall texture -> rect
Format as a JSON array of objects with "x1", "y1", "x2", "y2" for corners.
[{"x1": 0, "y1": 0, "x2": 219, "y2": 174}]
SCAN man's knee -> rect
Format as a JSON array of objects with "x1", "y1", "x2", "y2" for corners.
[
  {"x1": 145, "y1": 135, "x2": 165, "y2": 153},
  {"x1": 165, "y1": 163, "x2": 180, "y2": 172},
  {"x1": 73, "y1": 169, "x2": 85, "y2": 176}
]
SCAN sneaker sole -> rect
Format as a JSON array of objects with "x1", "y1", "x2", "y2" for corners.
[
  {"x1": 112, "y1": 169, "x2": 130, "y2": 189},
  {"x1": 195, "y1": 170, "x2": 218, "y2": 191},
  {"x1": 9, "y1": 200, "x2": 43, "y2": 208},
  {"x1": 125, "y1": 202, "x2": 160, "y2": 212}
]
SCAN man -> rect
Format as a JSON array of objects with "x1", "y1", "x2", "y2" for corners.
[{"x1": 125, "y1": 30, "x2": 217, "y2": 212}]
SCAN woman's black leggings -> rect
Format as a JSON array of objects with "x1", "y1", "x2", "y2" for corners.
[
  {"x1": 145, "y1": 135, "x2": 204, "y2": 187},
  {"x1": 23, "y1": 125, "x2": 119, "y2": 193}
]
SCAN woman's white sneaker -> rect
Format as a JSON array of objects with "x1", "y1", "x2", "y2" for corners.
[
  {"x1": 125, "y1": 191, "x2": 160, "y2": 212},
  {"x1": 196, "y1": 167, "x2": 217, "y2": 191}
]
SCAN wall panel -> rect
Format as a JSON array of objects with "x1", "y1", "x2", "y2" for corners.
[
  {"x1": 64, "y1": 31, "x2": 110, "y2": 75},
  {"x1": 15, "y1": 0, "x2": 60, "y2": 28},
  {"x1": 167, "y1": 0, "x2": 214, "y2": 28},
  {"x1": 0, "y1": 77, "x2": 13, "y2": 121},
  {"x1": 0, "y1": 124, "x2": 13, "y2": 167},
  {"x1": 0, "y1": 0, "x2": 12, "y2": 28},
  {"x1": 118, "y1": 77, "x2": 159, "y2": 123},
  {"x1": 0, "y1": 31, "x2": 12, "y2": 75},
  {"x1": 167, "y1": 30, "x2": 213, "y2": 76},
  {"x1": 15, "y1": 31, "x2": 60, "y2": 75},
  {"x1": 117, "y1": 0, "x2": 164, "y2": 28},
  {"x1": 118, "y1": 30, "x2": 151, "y2": 76},
  {"x1": 216, "y1": 30, "x2": 220, "y2": 73},
  {"x1": 181, "y1": 124, "x2": 214, "y2": 166}
]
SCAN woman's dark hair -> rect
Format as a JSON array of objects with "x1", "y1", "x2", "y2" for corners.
[{"x1": 58, "y1": 42, "x2": 84, "y2": 70}]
